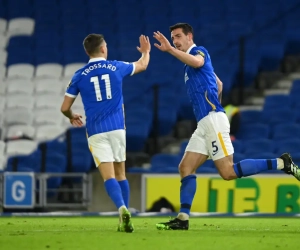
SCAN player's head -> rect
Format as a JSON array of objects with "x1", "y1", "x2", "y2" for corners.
[
  {"x1": 169, "y1": 23, "x2": 194, "y2": 52},
  {"x1": 83, "y1": 34, "x2": 107, "y2": 59}
]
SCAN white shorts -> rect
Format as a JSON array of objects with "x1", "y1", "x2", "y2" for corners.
[
  {"x1": 185, "y1": 111, "x2": 234, "y2": 161},
  {"x1": 87, "y1": 129, "x2": 126, "y2": 166}
]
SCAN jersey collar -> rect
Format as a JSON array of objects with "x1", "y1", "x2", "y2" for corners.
[
  {"x1": 186, "y1": 44, "x2": 196, "y2": 54},
  {"x1": 88, "y1": 57, "x2": 106, "y2": 63}
]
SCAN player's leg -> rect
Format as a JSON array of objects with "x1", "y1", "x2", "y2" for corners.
[
  {"x1": 156, "y1": 123, "x2": 208, "y2": 230},
  {"x1": 111, "y1": 129, "x2": 134, "y2": 233},
  {"x1": 215, "y1": 153, "x2": 300, "y2": 180},
  {"x1": 210, "y1": 112, "x2": 300, "y2": 180},
  {"x1": 114, "y1": 161, "x2": 130, "y2": 208},
  {"x1": 97, "y1": 162, "x2": 126, "y2": 212},
  {"x1": 88, "y1": 132, "x2": 132, "y2": 232}
]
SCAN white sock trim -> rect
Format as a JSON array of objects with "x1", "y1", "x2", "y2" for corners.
[
  {"x1": 277, "y1": 158, "x2": 284, "y2": 170},
  {"x1": 177, "y1": 212, "x2": 189, "y2": 221}
]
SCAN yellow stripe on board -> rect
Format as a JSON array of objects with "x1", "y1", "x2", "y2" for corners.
[
  {"x1": 89, "y1": 146, "x2": 101, "y2": 166},
  {"x1": 218, "y1": 132, "x2": 228, "y2": 156}
]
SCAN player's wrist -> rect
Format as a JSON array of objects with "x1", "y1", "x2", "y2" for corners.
[{"x1": 167, "y1": 46, "x2": 175, "y2": 53}]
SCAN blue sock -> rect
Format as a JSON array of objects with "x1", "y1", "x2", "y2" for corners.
[
  {"x1": 118, "y1": 180, "x2": 130, "y2": 208},
  {"x1": 104, "y1": 178, "x2": 125, "y2": 209},
  {"x1": 233, "y1": 159, "x2": 277, "y2": 178},
  {"x1": 179, "y1": 175, "x2": 197, "y2": 215}
]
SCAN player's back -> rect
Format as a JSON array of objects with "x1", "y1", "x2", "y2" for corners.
[
  {"x1": 66, "y1": 57, "x2": 134, "y2": 136},
  {"x1": 184, "y1": 45, "x2": 224, "y2": 122}
]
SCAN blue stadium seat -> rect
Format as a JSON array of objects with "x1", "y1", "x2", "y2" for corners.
[
  {"x1": 290, "y1": 84, "x2": 300, "y2": 108},
  {"x1": 126, "y1": 122, "x2": 150, "y2": 152},
  {"x1": 179, "y1": 140, "x2": 189, "y2": 155},
  {"x1": 274, "y1": 139, "x2": 300, "y2": 154},
  {"x1": 150, "y1": 153, "x2": 181, "y2": 172},
  {"x1": 67, "y1": 127, "x2": 87, "y2": 143},
  {"x1": 39, "y1": 138, "x2": 67, "y2": 155},
  {"x1": 6, "y1": 150, "x2": 41, "y2": 172},
  {"x1": 70, "y1": 148, "x2": 92, "y2": 173},
  {"x1": 236, "y1": 123, "x2": 270, "y2": 140},
  {"x1": 35, "y1": 48, "x2": 62, "y2": 65},
  {"x1": 249, "y1": 152, "x2": 278, "y2": 159},
  {"x1": 7, "y1": 36, "x2": 33, "y2": 50},
  {"x1": 150, "y1": 153, "x2": 181, "y2": 169},
  {"x1": 127, "y1": 167, "x2": 151, "y2": 173},
  {"x1": 291, "y1": 79, "x2": 300, "y2": 92},
  {"x1": 263, "y1": 94, "x2": 291, "y2": 110},
  {"x1": 233, "y1": 153, "x2": 246, "y2": 163},
  {"x1": 284, "y1": 10, "x2": 300, "y2": 54},
  {"x1": 6, "y1": 49, "x2": 34, "y2": 65},
  {"x1": 63, "y1": 46, "x2": 88, "y2": 65},
  {"x1": 262, "y1": 108, "x2": 297, "y2": 126},
  {"x1": 240, "y1": 110, "x2": 262, "y2": 124},
  {"x1": 243, "y1": 139, "x2": 274, "y2": 155},
  {"x1": 34, "y1": 31, "x2": 61, "y2": 48},
  {"x1": 232, "y1": 140, "x2": 244, "y2": 154},
  {"x1": 272, "y1": 123, "x2": 300, "y2": 139},
  {"x1": 7, "y1": 8, "x2": 33, "y2": 19}
]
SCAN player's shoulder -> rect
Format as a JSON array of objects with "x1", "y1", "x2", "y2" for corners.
[
  {"x1": 191, "y1": 46, "x2": 208, "y2": 57},
  {"x1": 114, "y1": 60, "x2": 132, "y2": 66},
  {"x1": 72, "y1": 64, "x2": 87, "y2": 81}
]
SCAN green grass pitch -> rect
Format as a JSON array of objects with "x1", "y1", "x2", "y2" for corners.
[{"x1": 0, "y1": 217, "x2": 299, "y2": 250}]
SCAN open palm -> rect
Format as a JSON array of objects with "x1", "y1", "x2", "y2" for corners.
[{"x1": 153, "y1": 31, "x2": 173, "y2": 52}]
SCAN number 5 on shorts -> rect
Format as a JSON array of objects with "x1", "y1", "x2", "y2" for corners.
[{"x1": 212, "y1": 140, "x2": 218, "y2": 155}]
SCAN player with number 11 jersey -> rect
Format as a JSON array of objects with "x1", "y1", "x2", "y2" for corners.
[
  {"x1": 61, "y1": 34, "x2": 150, "y2": 233},
  {"x1": 66, "y1": 59, "x2": 134, "y2": 136}
]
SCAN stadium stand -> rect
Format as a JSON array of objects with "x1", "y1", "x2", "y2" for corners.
[{"x1": 0, "y1": 0, "x2": 299, "y2": 178}]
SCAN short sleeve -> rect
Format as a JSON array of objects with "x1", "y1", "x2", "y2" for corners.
[
  {"x1": 190, "y1": 47, "x2": 206, "y2": 59},
  {"x1": 65, "y1": 75, "x2": 79, "y2": 98},
  {"x1": 117, "y1": 61, "x2": 135, "y2": 77}
]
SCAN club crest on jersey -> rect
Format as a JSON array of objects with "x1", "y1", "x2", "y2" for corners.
[{"x1": 197, "y1": 50, "x2": 205, "y2": 57}]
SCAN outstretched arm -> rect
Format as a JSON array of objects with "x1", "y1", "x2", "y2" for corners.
[
  {"x1": 153, "y1": 31, "x2": 204, "y2": 68},
  {"x1": 132, "y1": 35, "x2": 151, "y2": 74}
]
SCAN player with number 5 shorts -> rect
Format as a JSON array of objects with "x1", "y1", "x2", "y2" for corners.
[{"x1": 153, "y1": 23, "x2": 300, "y2": 230}]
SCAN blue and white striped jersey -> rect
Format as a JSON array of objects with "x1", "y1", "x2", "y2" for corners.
[
  {"x1": 66, "y1": 57, "x2": 135, "y2": 137},
  {"x1": 184, "y1": 44, "x2": 224, "y2": 122}
]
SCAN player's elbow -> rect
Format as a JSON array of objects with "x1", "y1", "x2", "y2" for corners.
[
  {"x1": 134, "y1": 63, "x2": 148, "y2": 74},
  {"x1": 218, "y1": 80, "x2": 223, "y2": 90},
  {"x1": 60, "y1": 105, "x2": 69, "y2": 114},
  {"x1": 218, "y1": 80, "x2": 223, "y2": 88},
  {"x1": 140, "y1": 63, "x2": 148, "y2": 71}
]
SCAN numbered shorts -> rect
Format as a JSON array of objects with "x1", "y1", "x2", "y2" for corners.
[
  {"x1": 88, "y1": 129, "x2": 126, "y2": 166},
  {"x1": 185, "y1": 111, "x2": 234, "y2": 161}
]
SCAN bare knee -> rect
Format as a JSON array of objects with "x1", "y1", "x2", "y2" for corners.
[
  {"x1": 214, "y1": 156, "x2": 237, "y2": 181},
  {"x1": 219, "y1": 171, "x2": 235, "y2": 181},
  {"x1": 178, "y1": 161, "x2": 194, "y2": 178},
  {"x1": 114, "y1": 162, "x2": 126, "y2": 181},
  {"x1": 218, "y1": 164, "x2": 237, "y2": 181}
]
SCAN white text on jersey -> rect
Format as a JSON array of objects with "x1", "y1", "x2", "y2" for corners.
[{"x1": 81, "y1": 63, "x2": 117, "y2": 76}]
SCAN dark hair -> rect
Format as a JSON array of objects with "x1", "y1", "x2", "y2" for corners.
[
  {"x1": 169, "y1": 23, "x2": 194, "y2": 36},
  {"x1": 83, "y1": 34, "x2": 105, "y2": 56}
]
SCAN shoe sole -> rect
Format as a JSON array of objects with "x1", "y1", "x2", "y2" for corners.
[
  {"x1": 156, "y1": 223, "x2": 188, "y2": 230},
  {"x1": 122, "y1": 211, "x2": 134, "y2": 233}
]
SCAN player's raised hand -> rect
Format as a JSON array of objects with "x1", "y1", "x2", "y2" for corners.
[
  {"x1": 153, "y1": 31, "x2": 173, "y2": 52},
  {"x1": 70, "y1": 113, "x2": 83, "y2": 127},
  {"x1": 137, "y1": 35, "x2": 151, "y2": 53}
]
